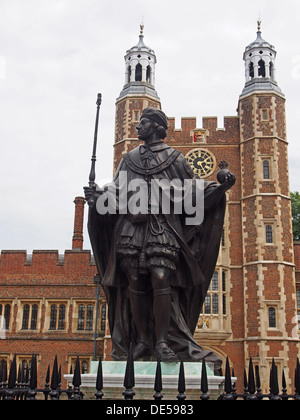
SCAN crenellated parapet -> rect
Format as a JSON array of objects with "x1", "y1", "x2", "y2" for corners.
[
  {"x1": 0, "y1": 249, "x2": 96, "y2": 279},
  {"x1": 166, "y1": 115, "x2": 240, "y2": 146}
]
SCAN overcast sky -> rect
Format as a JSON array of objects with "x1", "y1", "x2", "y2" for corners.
[{"x1": 0, "y1": 0, "x2": 299, "y2": 253}]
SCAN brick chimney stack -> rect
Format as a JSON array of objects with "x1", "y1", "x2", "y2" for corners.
[{"x1": 72, "y1": 196, "x2": 86, "y2": 250}]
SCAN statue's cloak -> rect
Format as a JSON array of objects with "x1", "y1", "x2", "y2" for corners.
[{"x1": 88, "y1": 144, "x2": 226, "y2": 361}]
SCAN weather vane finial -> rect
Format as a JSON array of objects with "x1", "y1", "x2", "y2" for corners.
[
  {"x1": 140, "y1": 22, "x2": 144, "y2": 35},
  {"x1": 257, "y1": 15, "x2": 262, "y2": 32}
]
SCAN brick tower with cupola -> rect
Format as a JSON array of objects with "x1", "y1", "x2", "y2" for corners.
[
  {"x1": 238, "y1": 20, "x2": 298, "y2": 390},
  {"x1": 114, "y1": 25, "x2": 161, "y2": 174}
]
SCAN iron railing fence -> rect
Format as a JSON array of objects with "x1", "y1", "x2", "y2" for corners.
[{"x1": 1, "y1": 348, "x2": 300, "y2": 400}]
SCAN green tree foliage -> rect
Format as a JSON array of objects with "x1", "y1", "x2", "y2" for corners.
[{"x1": 291, "y1": 191, "x2": 300, "y2": 241}]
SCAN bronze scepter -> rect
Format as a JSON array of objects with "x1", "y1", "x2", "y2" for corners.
[{"x1": 88, "y1": 93, "x2": 102, "y2": 207}]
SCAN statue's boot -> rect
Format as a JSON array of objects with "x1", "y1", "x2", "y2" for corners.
[
  {"x1": 155, "y1": 341, "x2": 178, "y2": 362},
  {"x1": 153, "y1": 288, "x2": 178, "y2": 362},
  {"x1": 128, "y1": 287, "x2": 150, "y2": 360}
]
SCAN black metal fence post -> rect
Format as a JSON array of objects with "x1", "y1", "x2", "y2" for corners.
[
  {"x1": 122, "y1": 343, "x2": 135, "y2": 400},
  {"x1": 15, "y1": 363, "x2": 22, "y2": 400},
  {"x1": 0, "y1": 360, "x2": 6, "y2": 400},
  {"x1": 49, "y1": 355, "x2": 60, "y2": 400},
  {"x1": 255, "y1": 365, "x2": 263, "y2": 400},
  {"x1": 269, "y1": 358, "x2": 280, "y2": 400},
  {"x1": 231, "y1": 368, "x2": 237, "y2": 399},
  {"x1": 294, "y1": 358, "x2": 300, "y2": 400},
  {"x1": 177, "y1": 360, "x2": 186, "y2": 401},
  {"x1": 200, "y1": 359, "x2": 209, "y2": 400},
  {"x1": 72, "y1": 356, "x2": 83, "y2": 400},
  {"x1": 247, "y1": 357, "x2": 257, "y2": 400},
  {"x1": 281, "y1": 370, "x2": 289, "y2": 401},
  {"x1": 43, "y1": 365, "x2": 51, "y2": 400},
  {"x1": 23, "y1": 363, "x2": 29, "y2": 400},
  {"x1": 153, "y1": 359, "x2": 163, "y2": 400},
  {"x1": 65, "y1": 365, "x2": 73, "y2": 400},
  {"x1": 224, "y1": 357, "x2": 235, "y2": 400},
  {"x1": 242, "y1": 368, "x2": 249, "y2": 400},
  {"x1": 6, "y1": 355, "x2": 17, "y2": 400},
  {"x1": 27, "y1": 354, "x2": 37, "y2": 400},
  {"x1": 95, "y1": 358, "x2": 104, "y2": 400}
]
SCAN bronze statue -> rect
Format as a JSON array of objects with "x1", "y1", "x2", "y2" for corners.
[{"x1": 84, "y1": 107, "x2": 235, "y2": 367}]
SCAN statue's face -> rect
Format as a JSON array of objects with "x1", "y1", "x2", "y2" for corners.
[{"x1": 136, "y1": 117, "x2": 155, "y2": 141}]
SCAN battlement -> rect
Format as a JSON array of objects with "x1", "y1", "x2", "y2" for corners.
[
  {"x1": 0, "y1": 249, "x2": 96, "y2": 276},
  {"x1": 166, "y1": 116, "x2": 240, "y2": 145}
]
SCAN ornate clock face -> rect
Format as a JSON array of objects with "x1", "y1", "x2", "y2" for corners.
[{"x1": 186, "y1": 149, "x2": 216, "y2": 178}]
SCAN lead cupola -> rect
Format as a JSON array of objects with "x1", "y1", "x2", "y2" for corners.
[
  {"x1": 117, "y1": 25, "x2": 159, "y2": 100},
  {"x1": 241, "y1": 20, "x2": 283, "y2": 96}
]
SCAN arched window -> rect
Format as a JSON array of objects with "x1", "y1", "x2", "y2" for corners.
[
  {"x1": 263, "y1": 160, "x2": 270, "y2": 179},
  {"x1": 0, "y1": 304, "x2": 11, "y2": 330},
  {"x1": 86, "y1": 304, "x2": 94, "y2": 331},
  {"x1": 1, "y1": 359, "x2": 7, "y2": 376},
  {"x1": 146, "y1": 65, "x2": 151, "y2": 83},
  {"x1": 211, "y1": 271, "x2": 218, "y2": 290},
  {"x1": 22, "y1": 304, "x2": 30, "y2": 330},
  {"x1": 101, "y1": 304, "x2": 107, "y2": 331},
  {"x1": 4, "y1": 304, "x2": 11, "y2": 330},
  {"x1": 269, "y1": 62, "x2": 273, "y2": 79},
  {"x1": 203, "y1": 271, "x2": 219, "y2": 314},
  {"x1": 22, "y1": 359, "x2": 29, "y2": 372},
  {"x1": 21, "y1": 303, "x2": 39, "y2": 330},
  {"x1": 127, "y1": 65, "x2": 131, "y2": 84},
  {"x1": 204, "y1": 295, "x2": 211, "y2": 314},
  {"x1": 222, "y1": 272, "x2": 227, "y2": 315},
  {"x1": 266, "y1": 225, "x2": 273, "y2": 244},
  {"x1": 58, "y1": 304, "x2": 66, "y2": 330},
  {"x1": 81, "y1": 360, "x2": 89, "y2": 374},
  {"x1": 49, "y1": 304, "x2": 66, "y2": 330},
  {"x1": 199, "y1": 270, "x2": 228, "y2": 329},
  {"x1": 258, "y1": 59, "x2": 266, "y2": 77},
  {"x1": 135, "y1": 63, "x2": 142, "y2": 81},
  {"x1": 221, "y1": 228, "x2": 226, "y2": 247},
  {"x1": 249, "y1": 62, "x2": 254, "y2": 78},
  {"x1": 49, "y1": 304, "x2": 57, "y2": 330},
  {"x1": 30, "y1": 304, "x2": 38, "y2": 330},
  {"x1": 212, "y1": 295, "x2": 219, "y2": 314},
  {"x1": 77, "y1": 304, "x2": 85, "y2": 330},
  {"x1": 77, "y1": 303, "x2": 94, "y2": 331},
  {"x1": 268, "y1": 307, "x2": 276, "y2": 328}
]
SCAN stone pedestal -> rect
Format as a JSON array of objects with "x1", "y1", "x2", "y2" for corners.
[{"x1": 65, "y1": 361, "x2": 226, "y2": 400}]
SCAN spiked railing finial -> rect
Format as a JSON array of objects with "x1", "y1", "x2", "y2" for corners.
[
  {"x1": 177, "y1": 360, "x2": 186, "y2": 400},
  {"x1": 153, "y1": 359, "x2": 163, "y2": 400},
  {"x1": 200, "y1": 359, "x2": 209, "y2": 400}
]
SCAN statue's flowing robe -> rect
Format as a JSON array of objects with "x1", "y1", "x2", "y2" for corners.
[{"x1": 88, "y1": 143, "x2": 226, "y2": 362}]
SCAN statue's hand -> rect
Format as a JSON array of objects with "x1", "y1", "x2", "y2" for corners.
[
  {"x1": 83, "y1": 185, "x2": 101, "y2": 208},
  {"x1": 84, "y1": 184, "x2": 108, "y2": 207},
  {"x1": 84, "y1": 186, "x2": 95, "y2": 201},
  {"x1": 218, "y1": 172, "x2": 236, "y2": 192}
]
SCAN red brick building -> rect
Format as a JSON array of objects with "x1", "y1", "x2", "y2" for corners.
[
  {"x1": 1, "y1": 23, "x2": 300, "y2": 392},
  {"x1": 0, "y1": 197, "x2": 101, "y2": 387}
]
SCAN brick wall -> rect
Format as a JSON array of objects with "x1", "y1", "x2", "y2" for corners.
[
  {"x1": 0, "y1": 196, "x2": 109, "y2": 388},
  {"x1": 0, "y1": 247, "x2": 103, "y2": 387}
]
